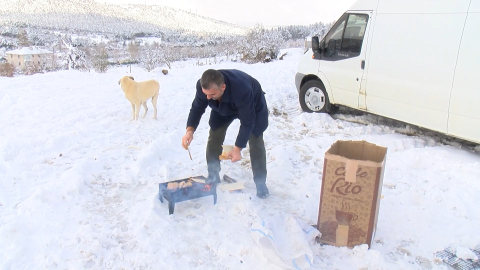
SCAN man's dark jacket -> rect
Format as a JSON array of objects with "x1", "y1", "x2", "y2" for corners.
[{"x1": 186, "y1": 69, "x2": 268, "y2": 148}]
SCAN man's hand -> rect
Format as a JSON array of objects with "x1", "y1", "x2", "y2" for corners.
[
  {"x1": 228, "y1": 146, "x2": 242, "y2": 162},
  {"x1": 182, "y1": 130, "x2": 194, "y2": 150}
]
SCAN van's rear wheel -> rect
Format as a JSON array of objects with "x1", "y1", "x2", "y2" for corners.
[{"x1": 299, "y1": 80, "x2": 336, "y2": 113}]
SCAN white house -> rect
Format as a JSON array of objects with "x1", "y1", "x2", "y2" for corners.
[{"x1": 5, "y1": 47, "x2": 53, "y2": 69}]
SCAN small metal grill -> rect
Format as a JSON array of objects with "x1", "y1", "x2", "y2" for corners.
[
  {"x1": 158, "y1": 176, "x2": 217, "y2": 215},
  {"x1": 434, "y1": 246, "x2": 480, "y2": 270}
]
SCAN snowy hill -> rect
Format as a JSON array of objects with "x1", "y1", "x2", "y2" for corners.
[{"x1": 0, "y1": 0, "x2": 247, "y2": 36}]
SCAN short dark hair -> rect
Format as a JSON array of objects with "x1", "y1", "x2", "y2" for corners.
[{"x1": 200, "y1": 69, "x2": 224, "y2": 89}]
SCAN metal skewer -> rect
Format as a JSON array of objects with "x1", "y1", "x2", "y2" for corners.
[{"x1": 187, "y1": 147, "x2": 192, "y2": 160}]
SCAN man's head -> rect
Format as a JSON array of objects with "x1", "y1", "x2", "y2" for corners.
[{"x1": 200, "y1": 69, "x2": 226, "y2": 100}]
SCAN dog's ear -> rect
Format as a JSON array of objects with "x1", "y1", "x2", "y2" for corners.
[{"x1": 129, "y1": 76, "x2": 134, "y2": 81}]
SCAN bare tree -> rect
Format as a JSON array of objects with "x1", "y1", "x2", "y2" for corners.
[
  {"x1": 24, "y1": 62, "x2": 43, "y2": 75},
  {"x1": 220, "y1": 39, "x2": 237, "y2": 61},
  {"x1": 239, "y1": 24, "x2": 283, "y2": 63},
  {"x1": 107, "y1": 40, "x2": 123, "y2": 65},
  {"x1": 89, "y1": 43, "x2": 109, "y2": 73},
  {"x1": 0, "y1": 63, "x2": 15, "y2": 77},
  {"x1": 48, "y1": 40, "x2": 62, "y2": 71},
  {"x1": 139, "y1": 43, "x2": 160, "y2": 72},
  {"x1": 128, "y1": 41, "x2": 139, "y2": 62},
  {"x1": 157, "y1": 43, "x2": 180, "y2": 69}
]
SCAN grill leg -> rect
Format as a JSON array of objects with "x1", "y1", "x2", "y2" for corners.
[
  {"x1": 213, "y1": 194, "x2": 217, "y2": 205},
  {"x1": 168, "y1": 202, "x2": 175, "y2": 215}
]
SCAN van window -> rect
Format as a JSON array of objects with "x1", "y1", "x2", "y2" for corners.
[
  {"x1": 341, "y1": 14, "x2": 368, "y2": 53},
  {"x1": 322, "y1": 13, "x2": 369, "y2": 60}
]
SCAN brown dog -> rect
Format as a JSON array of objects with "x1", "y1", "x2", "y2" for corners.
[{"x1": 118, "y1": 76, "x2": 159, "y2": 120}]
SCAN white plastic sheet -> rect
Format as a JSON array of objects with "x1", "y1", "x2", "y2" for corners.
[{"x1": 250, "y1": 214, "x2": 321, "y2": 270}]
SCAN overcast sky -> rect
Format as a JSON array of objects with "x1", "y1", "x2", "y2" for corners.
[{"x1": 95, "y1": 0, "x2": 357, "y2": 27}]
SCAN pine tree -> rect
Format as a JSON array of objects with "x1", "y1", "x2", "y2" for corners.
[
  {"x1": 17, "y1": 29, "x2": 31, "y2": 47},
  {"x1": 62, "y1": 39, "x2": 88, "y2": 71}
]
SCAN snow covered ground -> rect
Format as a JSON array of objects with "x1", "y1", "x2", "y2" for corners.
[{"x1": 1, "y1": 48, "x2": 479, "y2": 269}]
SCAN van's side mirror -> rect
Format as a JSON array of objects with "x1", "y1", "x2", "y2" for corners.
[{"x1": 312, "y1": 36, "x2": 320, "y2": 53}]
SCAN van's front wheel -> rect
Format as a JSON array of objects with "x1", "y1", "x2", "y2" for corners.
[{"x1": 299, "y1": 80, "x2": 335, "y2": 113}]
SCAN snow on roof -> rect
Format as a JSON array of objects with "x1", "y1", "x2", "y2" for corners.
[{"x1": 6, "y1": 47, "x2": 53, "y2": 55}]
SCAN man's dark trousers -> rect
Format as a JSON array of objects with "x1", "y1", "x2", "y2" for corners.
[{"x1": 206, "y1": 122, "x2": 267, "y2": 184}]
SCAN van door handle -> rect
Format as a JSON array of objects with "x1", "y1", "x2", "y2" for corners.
[{"x1": 361, "y1": 60, "x2": 365, "y2": 70}]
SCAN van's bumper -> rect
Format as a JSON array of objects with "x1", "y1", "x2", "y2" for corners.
[{"x1": 295, "y1": 72, "x2": 305, "y2": 93}]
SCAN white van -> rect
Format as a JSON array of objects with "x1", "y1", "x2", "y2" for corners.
[{"x1": 295, "y1": 0, "x2": 480, "y2": 144}]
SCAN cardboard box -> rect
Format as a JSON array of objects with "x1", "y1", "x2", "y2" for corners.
[{"x1": 317, "y1": 140, "x2": 387, "y2": 248}]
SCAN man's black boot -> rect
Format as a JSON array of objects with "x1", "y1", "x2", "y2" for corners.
[
  {"x1": 256, "y1": 182, "x2": 269, "y2": 199},
  {"x1": 206, "y1": 174, "x2": 221, "y2": 186}
]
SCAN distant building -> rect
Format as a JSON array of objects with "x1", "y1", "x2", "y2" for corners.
[{"x1": 5, "y1": 47, "x2": 53, "y2": 69}]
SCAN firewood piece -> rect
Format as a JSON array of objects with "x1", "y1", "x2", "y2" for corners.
[
  {"x1": 167, "y1": 182, "x2": 179, "y2": 189},
  {"x1": 178, "y1": 180, "x2": 193, "y2": 188},
  {"x1": 220, "y1": 182, "x2": 245, "y2": 192}
]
